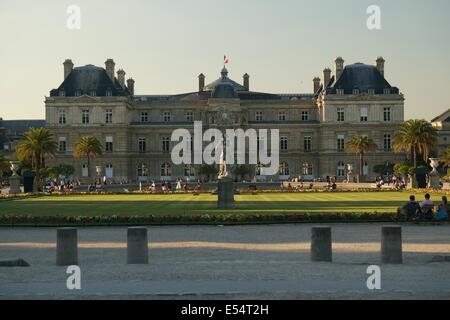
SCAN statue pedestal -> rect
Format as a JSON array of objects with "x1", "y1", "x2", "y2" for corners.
[
  {"x1": 217, "y1": 177, "x2": 235, "y2": 209},
  {"x1": 9, "y1": 175, "x2": 21, "y2": 194},
  {"x1": 347, "y1": 174, "x2": 354, "y2": 183},
  {"x1": 407, "y1": 175, "x2": 418, "y2": 190},
  {"x1": 428, "y1": 172, "x2": 441, "y2": 189}
]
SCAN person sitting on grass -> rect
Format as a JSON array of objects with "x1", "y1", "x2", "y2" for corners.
[
  {"x1": 397, "y1": 195, "x2": 420, "y2": 221},
  {"x1": 419, "y1": 193, "x2": 435, "y2": 221},
  {"x1": 436, "y1": 196, "x2": 450, "y2": 221}
]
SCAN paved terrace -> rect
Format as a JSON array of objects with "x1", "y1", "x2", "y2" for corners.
[{"x1": 1, "y1": 223, "x2": 450, "y2": 299}]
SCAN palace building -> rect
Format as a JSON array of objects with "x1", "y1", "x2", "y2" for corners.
[{"x1": 45, "y1": 57, "x2": 405, "y2": 182}]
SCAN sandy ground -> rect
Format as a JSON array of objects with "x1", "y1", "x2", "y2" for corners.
[{"x1": 1, "y1": 223, "x2": 450, "y2": 300}]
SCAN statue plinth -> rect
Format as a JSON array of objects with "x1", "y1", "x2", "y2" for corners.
[
  {"x1": 217, "y1": 177, "x2": 235, "y2": 209},
  {"x1": 9, "y1": 161, "x2": 21, "y2": 194}
]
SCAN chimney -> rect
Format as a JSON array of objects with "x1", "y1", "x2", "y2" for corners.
[
  {"x1": 323, "y1": 68, "x2": 331, "y2": 89},
  {"x1": 334, "y1": 57, "x2": 344, "y2": 80},
  {"x1": 117, "y1": 69, "x2": 126, "y2": 87},
  {"x1": 376, "y1": 56, "x2": 385, "y2": 77},
  {"x1": 313, "y1": 77, "x2": 321, "y2": 93},
  {"x1": 63, "y1": 59, "x2": 74, "y2": 80},
  {"x1": 126, "y1": 78, "x2": 135, "y2": 95},
  {"x1": 243, "y1": 73, "x2": 250, "y2": 91},
  {"x1": 198, "y1": 73, "x2": 205, "y2": 92},
  {"x1": 105, "y1": 59, "x2": 115, "y2": 81}
]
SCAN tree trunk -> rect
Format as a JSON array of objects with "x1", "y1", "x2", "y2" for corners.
[
  {"x1": 359, "y1": 151, "x2": 364, "y2": 183},
  {"x1": 413, "y1": 146, "x2": 417, "y2": 168}
]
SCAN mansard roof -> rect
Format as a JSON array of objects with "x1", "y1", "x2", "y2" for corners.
[
  {"x1": 326, "y1": 63, "x2": 399, "y2": 94},
  {"x1": 50, "y1": 65, "x2": 131, "y2": 97}
]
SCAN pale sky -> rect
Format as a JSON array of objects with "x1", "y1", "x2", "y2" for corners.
[{"x1": 0, "y1": 0, "x2": 449, "y2": 120}]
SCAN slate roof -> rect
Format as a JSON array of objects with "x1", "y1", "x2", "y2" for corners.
[
  {"x1": 431, "y1": 108, "x2": 450, "y2": 123},
  {"x1": 325, "y1": 63, "x2": 399, "y2": 94},
  {"x1": 50, "y1": 65, "x2": 130, "y2": 97},
  {"x1": 203, "y1": 67, "x2": 247, "y2": 92}
]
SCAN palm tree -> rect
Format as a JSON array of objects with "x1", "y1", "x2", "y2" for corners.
[
  {"x1": 73, "y1": 136, "x2": 103, "y2": 178},
  {"x1": 393, "y1": 119, "x2": 438, "y2": 168},
  {"x1": 0, "y1": 153, "x2": 10, "y2": 178},
  {"x1": 346, "y1": 135, "x2": 378, "y2": 182},
  {"x1": 16, "y1": 127, "x2": 58, "y2": 191}
]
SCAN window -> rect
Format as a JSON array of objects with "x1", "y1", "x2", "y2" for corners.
[
  {"x1": 138, "y1": 137, "x2": 146, "y2": 153},
  {"x1": 81, "y1": 110, "x2": 90, "y2": 124},
  {"x1": 137, "y1": 163, "x2": 148, "y2": 178},
  {"x1": 337, "y1": 108, "x2": 345, "y2": 122},
  {"x1": 59, "y1": 90, "x2": 66, "y2": 97},
  {"x1": 337, "y1": 89, "x2": 344, "y2": 95},
  {"x1": 368, "y1": 89, "x2": 375, "y2": 95},
  {"x1": 82, "y1": 164, "x2": 88, "y2": 177},
  {"x1": 353, "y1": 88, "x2": 360, "y2": 95},
  {"x1": 256, "y1": 163, "x2": 263, "y2": 176},
  {"x1": 58, "y1": 137, "x2": 66, "y2": 153},
  {"x1": 301, "y1": 111, "x2": 309, "y2": 121},
  {"x1": 304, "y1": 136, "x2": 312, "y2": 152},
  {"x1": 140, "y1": 111, "x2": 149, "y2": 123},
  {"x1": 184, "y1": 164, "x2": 195, "y2": 177},
  {"x1": 337, "y1": 162, "x2": 345, "y2": 177},
  {"x1": 58, "y1": 110, "x2": 66, "y2": 124},
  {"x1": 161, "y1": 162, "x2": 172, "y2": 177},
  {"x1": 163, "y1": 112, "x2": 172, "y2": 122},
  {"x1": 186, "y1": 112, "x2": 194, "y2": 122},
  {"x1": 105, "y1": 109, "x2": 113, "y2": 124},
  {"x1": 383, "y1": 107, "x2": 391, "y2": 122},
  {"x1": 278, "y1": 111, "x2": 287, "y2": 121},
  {"x1": 255, "y1": 111, "x2": 263, "y2": 122},
  {"x1": 257, "y1": 136, "x2": 265, "y2": 153},
  {"x1": 106, "y1": 89, "x2": 112, "y2": 97},
  {"x1": 384, "y1": 134, "x2": 392, "y2": 151},
  {"x1": 105, "y1": 164, "x2": 113, "y2": 179},
  {"x1": 90, "y1": 90, "x2": 96, "y2": 97},
  {"x1": 302, "y1": 162, "x2": 313, "y2": 176},
  {"x1": 280, "y1": 136, "x2": 288, "y2": 151},
  {"x1": 279, "y1": 162, "x2": 289, "y2": 176},
  {"x1": 337, "y1": 135, "x2": 345, "y2": 152},
  {"x1": 161, "y1": 136, "x2": 170, "y2": 152},
  {"x1": 105, "y1": 136, "x2": 113, "y2": 153},
  {"x1": 384, "y1": 88, "x2": 391, "y2": 95},
  {"x1": 360, "y1": 107, "x2": 368, "y2": 122},
  {"x1": 75, "y1": 89, "x2": 82, "y2": 97},
  {"x1": 363, "y1": 162, "x2": 369, "y2": 176}
]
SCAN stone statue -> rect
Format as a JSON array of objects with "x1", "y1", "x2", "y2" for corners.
[{"x1": 218, "y1": 149, "x2": 229, "y2": 179}]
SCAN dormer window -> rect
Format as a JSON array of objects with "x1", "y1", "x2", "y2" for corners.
[
  {"x1": 368, "y1": 89, "x2": 375, "y2": 95},
  {"x1": 75, "y1": 89, "x2": 82, "y2": 97},
  {"x1": 59, "y1": 90, "x2": 66, "y2": 97},
  {"x1": 384, "y1": 88, "x2": 390, "y2": 95},
  {"x1": 90, "y1": 90, "x2": 96, "y2": 97},
  {"x1": 106, "y1": 89, "x2": 112, "y2": 97},
  {"x1": 353, "y1": 88, "x2": 360, "y2": 95},
  {"x1": 337, "y1": 89, "x2": 344, "y2": 95}
]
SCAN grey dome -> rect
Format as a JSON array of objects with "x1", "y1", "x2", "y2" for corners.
[{"x1": 204, "y1": 67, "x2": 246, "y2": 92}]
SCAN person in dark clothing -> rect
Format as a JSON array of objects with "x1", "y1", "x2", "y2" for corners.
[{"x1": 397, "y1": 195, "x2": 421, "y2": 221}]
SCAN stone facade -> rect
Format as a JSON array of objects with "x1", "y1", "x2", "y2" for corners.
[
  {"x1": 45, "y1": 57, "x2": 405, "y2": 182},
  {"x1": 431, "y1": 108, "x2": 450, "y2": 156}
]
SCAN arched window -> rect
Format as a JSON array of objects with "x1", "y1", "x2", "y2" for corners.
[
  {"x1": 363, "y1": 162, "x2": 369, "y2": 176},
  {"x1": 137, "y1": 163, "x2": 148, "y2": 178},
  {"x1": 302, "y1": 162, "x2": 313, "y2": 176},
  {"x1": 105, "y1": 164, "x2": 113, "y2": 179},
  {"x1": 161, "y1": 162, "x2": 172, "y2": 177},
  {"x1": 337, "y1": 161, "x2": 345, "y2": 177},
  {"x1": 256, "y1": 163, "x2": 263, "y2": 176},
  {"x1": 279, "y1": 162, "x2": 289, "y2": 176}
]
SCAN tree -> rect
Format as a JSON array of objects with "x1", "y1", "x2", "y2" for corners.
[
  {"x1": 393, "y1": 119, "x2": 438, "y2": 168},
  {"x1": 440, "y1": 146, "x2": 450, "y2": 167},
  {"x1": 73, "y1": 136, "x2": 103, "y2": 178},
  {"x1": 16, "y1": 127, "x2": 58, "y2": 191},
  {"x1": 0, "y1": 153, "x2": 10, "y2": 178},
  {"x1": 346, "y1": 135, "x2": 378, "y2": 182}
]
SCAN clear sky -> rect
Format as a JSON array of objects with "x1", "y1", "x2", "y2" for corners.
[{"x1": 0, "y1": 0, "x2": 449, "y2": 120}]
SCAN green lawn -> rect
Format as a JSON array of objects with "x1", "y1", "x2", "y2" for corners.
[{"x1": 0, "y1": 192, "x2": 445, "y2": 217}]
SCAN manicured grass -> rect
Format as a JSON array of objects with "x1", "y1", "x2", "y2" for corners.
[{"x1": 0, "y1": 191, "x2": 445, "y2": 217}]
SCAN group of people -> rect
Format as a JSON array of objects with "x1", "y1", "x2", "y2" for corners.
[
  {"x1": 142, "y1": 179, "x2": 202, "y2": 193},
  {"x1": 375, "y1": 175, "x2": 407, "y2": 190},
  {"x1": 45, "y1": 179, "x2": 80, "y2": 193},
  {"x1": 397, "y1": 194, "x2": 450, "y2": 222}
]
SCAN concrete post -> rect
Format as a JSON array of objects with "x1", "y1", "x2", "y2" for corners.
[
  {"x1": 127, "y1": 227, "x2": 148, "y2": 264},
  {"x1": 311, "y1": 226, "x2": 332, "y2": 262},
  {"x1": 381, "y1": 226, "x2": 403, "y2": 264},
  {"x1": 56, "y1": 228, "x2": 78, "y2": 266}
]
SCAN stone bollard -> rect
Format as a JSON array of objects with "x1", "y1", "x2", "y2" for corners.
[
  {"x1": 381, "y1": 226, "x2": 403, "y2": 264},
  {"x1": 127, "y1": 227, "x2": 149, "y2": 264},
  {"x1": 311, "y1": 226, "x2": 332, "y2": 262},
  {"x1": 56, "y1": 228, "x2": 78, "y2": 266}
]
